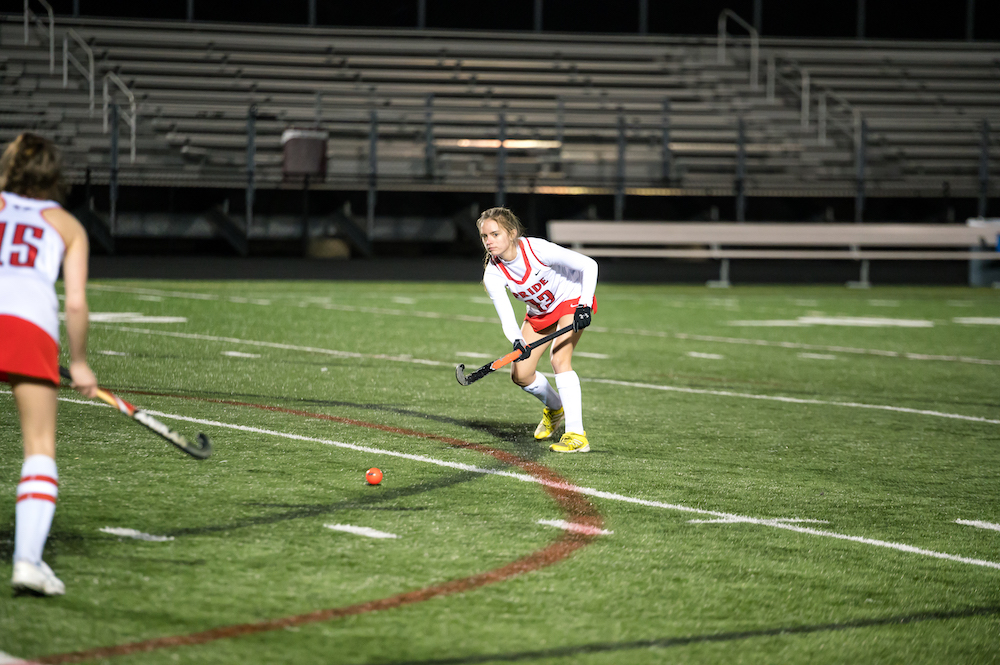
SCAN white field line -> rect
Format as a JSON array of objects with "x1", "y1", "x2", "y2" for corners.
[
  {"x1": 325, "y1": 524, "x2": 398, "y2": 539},
  {"x1": 87, "y1": 284, "x2": 1000, "y2": 367},
  {"x1": 655, "y1": 331, "x2": 1000, "y2": 366},
  {"x1": 689, "y1": 518, "x2": 829, "y2": 524},
  {"x1": 0, "y1": 651, "x2": 40, "y2": 665},
  {"x1": 538, "y1": 519, "x2": 613, "y2": 536},
  {"x1": 97, "y1": 326, "x2": 1000, "y2": 426},
  {"x1": 100, "y1": 527, "x2": 174, "y2": 542},
  {"x1": 88, "y1": 284, "x2": 270, "y2": 306},
  {"x1": 583, "y1": 378, "x2": 1000, "y2": 426},
  {"x1": 44, "y1": 394, "x2": 1000, "y2": 572},
  {"x1": 798, "y1": 353, "x2": 838, "y2": 360},
  {"x1": 954, "y1": 317, "x2": 1000, "y2": 325},
  {"x1": 955, "y1": 519, "x2": 1000, "y2": 532},
  {"x1": 315, "y1": 302, "x2": 496, "y2": 324},
  {"x1": 687, "y1": 352, "x2": 724, "y2": 360},
  {"x1": 730, "y1": 316, "x2": 934, "y2": 328},
  {"x1": 99, "y1": 326, "x2": 448, "y2": 367},
  {"x1": 84, "y1": 312, "x2": 189, "y2": 324}
]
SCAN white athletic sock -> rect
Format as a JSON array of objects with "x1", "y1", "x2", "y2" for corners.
[
  {"x1": 521, "y1": 373, "x2": 562, "y2": 411},
  {"x1": 554, "y1": 371, "x2": 584, "y2": 434},
  {"x1": 14, "y1": 455, "x2": 58, "y2": 565}
]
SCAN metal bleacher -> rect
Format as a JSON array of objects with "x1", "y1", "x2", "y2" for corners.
[{"x1": 1, "y1": 12, "x2": 998, "y2": 202}]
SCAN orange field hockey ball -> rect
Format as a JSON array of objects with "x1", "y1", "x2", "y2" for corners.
[{"x1": 366, "y1": 468, "x2": 383, "y2": 485}]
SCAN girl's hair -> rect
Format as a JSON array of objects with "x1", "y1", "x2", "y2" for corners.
[
  {"x1": 0, "y1": 133, "x2": 68, "y2": 204},
  {"x1": 476, "y1": 207, "x2": 524, "y2": 267}
]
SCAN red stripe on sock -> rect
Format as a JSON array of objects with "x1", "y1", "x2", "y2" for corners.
[
  {"x1": 16, "y1": 492, "x2": 57, "y2": 503},
  {"x1": 20, "y1": 474, "x2": 59, "y2": 487}
]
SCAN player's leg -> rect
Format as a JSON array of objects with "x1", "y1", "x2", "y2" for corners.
[
  {"x1": 510, "y1": 322, "x2": 565, "y2": 439},
  {"x1": 10, "y1": 375, "x2": 64, "y2": 596},
  {"x1": 548, "y1": 315, "x2": 589, "y2": 453}
]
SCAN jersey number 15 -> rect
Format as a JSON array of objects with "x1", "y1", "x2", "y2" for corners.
[{"x1": 0, "y1": 223, "x2": 43, "y2": 268}]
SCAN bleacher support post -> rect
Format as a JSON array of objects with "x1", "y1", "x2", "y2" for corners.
[
  {"x1": 856, "y1": 0, "x2": 866, "y2": 39},
  {"x1": 766, "y1": 55, "x2": 775, "y2": 102},
  {"x1": 979, "y1": 119, "x2": 990, "y2": 218},
  {"x1": 735, "y1": 116, "x2": 746, "y2": 222},
  {"x1": 368, "y1": 110, "x2": 378, "y2": 241},
  {"x1": 417, "y1": 0, "x2": 426, "y2": 29},
  {"x1": 301, "y1": 175, "x2": 310, "y2": 255},
  {"x1": 615, "y1": 112, "x2": 625, "y2": 221},
  {"x1": 246, "y1": 104, "x2": 256, "y2": 242},
  {"x1": 496, "y1": 111, "x2": 507, "y2": 207},
  {"x1": 73, "y1": 167, "x2": 114, "y2": 254},
  {"x1": 753, "y1": 0, "x2": 762, "y2": 33},
  {"x1": 556, "y1": 96, "x2": 564, "y2": 144},
  {"x1": 818, "y1": 93, "x2": 827, "y2": 145},
  {"x1": 639, "y1": 0, "x2": 648, "y2": 34},
  {"x1": 109, "y1": 102, "x2": 119, "y2": 236},
  {"x1": 850, "y1": 115, "x2": 871, "y2": 288},
  {"x1": 425, "y1": 93, "x2": 435, "y2": 178},
  {"x1": 533, "y1": 0, "x2": 542, "y2": 31},
  {"x1": 966, "y1": 0, "x2": 975, "y2": 41},
  {"x1": 800, "y1": 70, "x2": 810, "y2": 128},
  {"x1": 186, "y1": 0, "x2": 193, "y2": 22},
  {"x1": 854, "y1": 116, "x2": 866, "y2": 224},
  {"x1": 308, "y1": 0, "x2": 316, "y2": 27},
  {"x1": 662, "y1": 99, "x2": 672, "y2": 182}
]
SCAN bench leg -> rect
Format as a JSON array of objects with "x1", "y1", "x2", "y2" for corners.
[
  {"x1": 707, "y1": 258, "x2": 731, "y2": 288},
  {"x1": 847, "y1": 259, "x2": 871, "y2": 289}
]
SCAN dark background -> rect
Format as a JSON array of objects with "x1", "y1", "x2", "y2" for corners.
[{"x1": 3, "y1": 0, "x2": 1000, "y2": 40}]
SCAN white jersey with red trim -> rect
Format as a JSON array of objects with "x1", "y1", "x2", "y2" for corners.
[
  {"x1": 0, "y1": 192, "x2": 66, "y2": 343},
  {"x1": 483, "y1": 236, "x2": 598, "y2": 343}
]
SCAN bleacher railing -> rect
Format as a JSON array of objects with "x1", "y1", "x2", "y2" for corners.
[
  {"x1": 63, "y1": 29, "x2": 94, "y2": 116},
  {"x1": 717, "y1": 9, "x2": 759, "y2": 91},
  {"x1": 103, "y1": 72, "x2": 137, "y2": 163},
  {"x1": 23, "y1": 0, "x2": 54, "y2": 74},
  {"x1": 771, "y1": 57, "x2": 860, "y2": 147}
]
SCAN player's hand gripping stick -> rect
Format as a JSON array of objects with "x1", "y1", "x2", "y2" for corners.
[
  {"x1": 59, "y1": 367, "x2": 212, "y2": 459},
  {"x1": 455, "y1": 324, "x2": 576, "y2": 386}
]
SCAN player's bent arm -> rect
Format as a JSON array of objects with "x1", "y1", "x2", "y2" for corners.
[
  {"x1": 44, "y1": 208, "x2": 98, "y2": 398},
  {"x1": 530, "y1": 238, "x2": 598, "y2": 307},
  {"x1": 483, "y1": 271, "x2": 525, "y2": 344}
]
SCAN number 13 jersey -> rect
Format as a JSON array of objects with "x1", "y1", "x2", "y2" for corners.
[
  {"x1": 0, "y1": 191, "x2": 67, "y2": 343},
  {"x1": 482, "y1": 237, "x2": 598, "y2": 343}
]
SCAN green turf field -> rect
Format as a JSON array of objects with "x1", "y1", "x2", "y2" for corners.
[{"x1": 2, "y1": 281, "x2": 999, "y2": 664}]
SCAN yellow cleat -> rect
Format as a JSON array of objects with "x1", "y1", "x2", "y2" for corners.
[
  {"x1": 549, "y1": 431, "x2": 590, "y2": 453},
  {"x1": 534, "y1": 407, "x2": 565, "y2": 440}
]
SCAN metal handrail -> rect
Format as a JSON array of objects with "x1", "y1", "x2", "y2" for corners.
[
  {"x1": 63, "y1": 29, "x2": 94, "y2": 116},
  {"x1": 717, "y1": 9, "x2": 759, "y2": 91},
  {"x1": 23, "y1": 0, "x2": 55, "y2": 73},
  {"x1": 103, "y1": 72, "x2": 137, "y2": 163},
  {"x1": 772, "y1": 57, "x2": 862, "y2": 147}
]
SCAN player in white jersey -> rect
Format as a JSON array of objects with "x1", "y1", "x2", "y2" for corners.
[
  {"x1": 478, "y1": 207, "x2": 597, "y2": 453},
  {"x1": 0, "y1": 133, "x2": 97, "y2": 596}
]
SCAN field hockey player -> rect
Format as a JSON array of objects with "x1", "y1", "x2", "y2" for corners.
[
  {"x1": 478, "y1": 206, "x2": 598, "y2": 453},
  {"x1": 1, "y1": 133, "x2": 98, "y2": 596}
]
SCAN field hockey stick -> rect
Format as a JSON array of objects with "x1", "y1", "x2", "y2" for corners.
[
  {"x1": 456, "y1": 323, "x2": 576, "y2": 387},
  {"x1": 59, "y1": 367, "x2": 212, "y2": 459}
]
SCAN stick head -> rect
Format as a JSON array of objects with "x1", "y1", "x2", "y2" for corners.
[{"x1": 455, "y1": 364, "x2": 470, "y2": 386}]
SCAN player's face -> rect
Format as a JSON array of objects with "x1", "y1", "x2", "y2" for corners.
[{"x1": 480, "y1": 218, "x2": 515, "y2": 259}]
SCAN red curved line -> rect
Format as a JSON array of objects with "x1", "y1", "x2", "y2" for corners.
[{"x1": 39, "y1": 394, "x2": 603, "y2": 664}]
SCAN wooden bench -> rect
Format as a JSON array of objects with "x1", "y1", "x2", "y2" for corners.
[{"x1": 547, "y1": 220, "x2": 1000, "y2": 286}]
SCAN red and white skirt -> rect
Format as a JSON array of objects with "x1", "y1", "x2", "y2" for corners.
[
  {"x1": 524, "y1": 297, "x2": 598, "y2": 334},
  {"x1": 0, "y1": 315, "x2": 59, "y2": 385}
]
